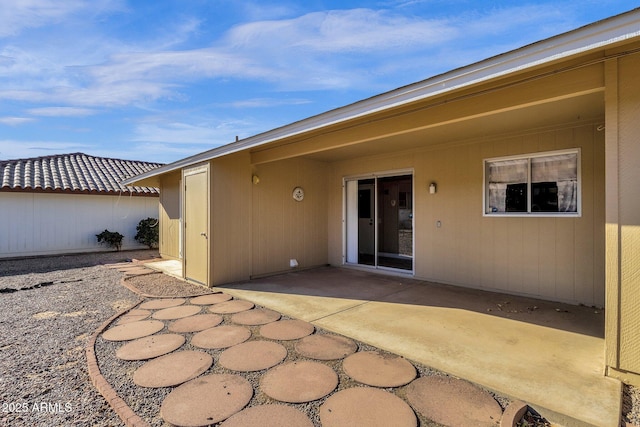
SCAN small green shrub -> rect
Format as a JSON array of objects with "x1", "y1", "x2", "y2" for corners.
[
  {"x1": 96, "y1": 229, "x2": 124, "y2": 251},
  {"x1": 135, "y1": 218, "x2": 159, "y2": 249}
]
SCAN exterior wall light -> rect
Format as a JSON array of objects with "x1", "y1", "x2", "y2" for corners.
[
  {"x1": 429, "y1": 182, "x2": 437, "y2": 194},
  {"x1": 252, "y1": 175, "x2": 260, "y2": 185}
]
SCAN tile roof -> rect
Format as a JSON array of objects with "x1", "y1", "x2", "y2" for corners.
[{"x1": 0, "y1": 152, "x2": 162, "y2": 196}]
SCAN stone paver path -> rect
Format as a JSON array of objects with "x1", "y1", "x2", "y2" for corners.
[
  {"x1": 102, "y1": 319, "x2": 164, "y2": 341},
  {"x1": 342, "y1": 351, "x2": 417, "y2": 387},
  {"x1": 117, "y1": 308, "x2": 151, "y2": 325},
  {"x1": 220, "y1": 404, "x2": 314, "y2": 427},
  {"x1": 168, "y1": 313, "x2": 223, "y2": 332},
  {"x1": 138, "y1": 298, "x2": 185, "y2": 310},
  {"x1": 295, "y1": 333, "x2": 357, "y2": 360},
  {"x1": 405, "y1": 376, "x2": 503, "y2": 426},
  {"x1": 115, "y1": 333, "x2": 185, "y2": 360},
  {"x1": 151, "y1": 304, "x2": 201, "y2": 320},
  {"x1": 133, "y1": 350, "x2": 213, "y2": 388},
  {"x1": 99, "y1": 292, "x2": 515, "y2": 426},
  {"x1": 320, "y1": 387, "x2": 417, "y2": 427},
  {"x1": 261, "y1": 360, "x2": 338, "y2": 403},
  {"x1": 160, "y1": 373, "x2": 253, "y2": 426},
  {"x1": 259, "y1": 319, "x2": 315, "y2": 340}
]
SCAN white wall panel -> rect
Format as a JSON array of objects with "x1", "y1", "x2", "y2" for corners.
[{"x1": 0, "y1": 192, "x2": 158, "y2": 258}]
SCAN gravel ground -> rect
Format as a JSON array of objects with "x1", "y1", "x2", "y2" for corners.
[
  {"x1": 1, "y1": 250, "x2": 639, "y2": 427},
  {"x1": 0, "y1": 250, "x2": 157, "y2": 427}
]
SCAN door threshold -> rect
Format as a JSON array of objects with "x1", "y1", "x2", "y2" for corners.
[{"x1": 342, "y1": 263, "x2": 415, "y2": 278}]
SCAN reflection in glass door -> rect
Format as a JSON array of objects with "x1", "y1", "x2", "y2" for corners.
[{"x1": 345, "y1": 174, "x2": 413, "y2": 272}]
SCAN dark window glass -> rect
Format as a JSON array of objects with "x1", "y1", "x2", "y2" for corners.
[
  {"x1": 505, "y1": 183, "x2": 527, "y2": 212},
  {"x1": 358, "y1": 189, "x2": 371, "y2": 218},
  {"x1": 531, "y1": 182, "x2": 558, "y2": 212}
]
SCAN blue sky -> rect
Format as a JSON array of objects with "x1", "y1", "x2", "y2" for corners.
[{"x1": 0, "y1": 1, "x2": 637, "y2": 164}]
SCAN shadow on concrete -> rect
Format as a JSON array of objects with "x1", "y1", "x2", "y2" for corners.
[{"x1": 219, "y1": 266, "x2": 604, "y2": 338}]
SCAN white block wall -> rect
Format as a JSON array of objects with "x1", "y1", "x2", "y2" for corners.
[{"x1": 0, "y1": 192, "x2": 159, "y2": 258}]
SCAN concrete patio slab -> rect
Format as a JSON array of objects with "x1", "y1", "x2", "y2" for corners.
[
  {"x1": 145, "y1": 259, "x2": 183, "y2": 278},
  {"x1": 216, "y1": 266, "x2": 621, "y2": 427}
]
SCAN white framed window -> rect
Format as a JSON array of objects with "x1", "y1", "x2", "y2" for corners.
[{"x1": 483, "y1": 149, "x2": 580, "y2": 216}]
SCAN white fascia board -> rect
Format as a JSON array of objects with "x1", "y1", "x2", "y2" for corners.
[{"x1": 123, "y1": 8, "x2": 640, "y2": 186}]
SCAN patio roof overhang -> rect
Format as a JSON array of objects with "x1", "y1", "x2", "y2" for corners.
[{"x1": 123, "y1": 8, "x2": 640, "y2": 187}]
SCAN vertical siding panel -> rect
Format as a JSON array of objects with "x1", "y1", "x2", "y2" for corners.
[
  {"x1": 479, "y1": 142, "x2": 495, "y2": 289},
  {"x1": 575, "y1": 125, "x2": 596, "y2": 305},
  {"x1": 555, "y1": 218, "x2": 576, "y2": 302},
  {"x1": 554, "y1": 127, "x2": 578, "y2": 302},
  {"x1": 507, "y1": 217, "x2": 524, "y2": 294},
  {"x1": 535, "y1": 130, "x2": 557, "y2": 300},
  {"x1": 252, "y1": 158, "x2": 328, "y2": 277},
  {"x1": 593, "y1": 126, "x2": 606, "y2": 307}
]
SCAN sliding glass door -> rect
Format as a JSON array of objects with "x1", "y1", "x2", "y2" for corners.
[{"x1": 345, "y1": 173, "x2": 413, "y2": 272}]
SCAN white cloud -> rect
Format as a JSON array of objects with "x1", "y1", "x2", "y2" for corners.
[
  {"x1": 226, "y1": 9, "x2": 458, "y2": 53},
  {"x1": 131, "y1": 120, "x2": 242, "y2": 146},
  {"x1": 0, "y1": 0, "x2": 125, "y2": 38},
  {"x1": 27, "y1": 107, "x2": 96, "y2": 117},
  {"x1": 0, "y1": 117, "x2": 35, "y2": 126},
  {"x1": 0, "y1": 140, "x2": 91, "y2": 160},
  {"x1": 229, "y1": 98, "x2": 311, "y2": 108},
  {"x1": 0, "y1": 3, "x2": 591, "y2": 110}
]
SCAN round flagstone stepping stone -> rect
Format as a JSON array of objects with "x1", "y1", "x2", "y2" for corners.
[
  {"x1": 116, "y1": 334, "x2": 185, "y2": 360},
  {"x1": 342, "y1": 351, "x2": 416, "y2": 387},
  {"x1": 191, "y1": 325, "x2": 252, "y2": 349},
  {"x1": 219, "y1": 341, "x2": 287, "y2": 372},
  {"x1": 208, "y1": 299, "x2": 255, "y2": 314},
  {"x1": 220, "y1": 405, "x2": 313, "y2": 427},
  {"x1": 133, "y1": 350, "x2": 213, "y2": 388},
  {"x1": 295, "y1": 334, "x2": 357, "y2": 360},
  {"x1": 161, "y1": 374, "x2": 253, "y2": 426},
  {"x1": 320, "y1": 387, "x2": 417, "y2": 427},
  {"x1": 230, "y1": 308, "x2": 281, "y2": 326},
  {"x1": 261, "y1": 361, "x2": 338, "y2": 403},
  {"x1": 117, "y1": 309, "x2": 151, "y2": 325},
  {"x1": 404, "y1": 376, "x2": 503, "y2": 427},
  {"x1": 152, "y1": 304, "x2": 201, "y2": 320},
  {"x1": 102, "y1": 320, "x2": 165, "y2": 341},
  {"x1": 259, "y1": 319, "x2": 314, "y2": 340},
  {"x1": 190, "y1": 293, "x2": 233, "y2": 305},
  {"x1": 139, "y1": 298, "x2": 185, "y2": 310},
  {"x1": 168, "y1": 313, "x2": 223, "y2": 333}
]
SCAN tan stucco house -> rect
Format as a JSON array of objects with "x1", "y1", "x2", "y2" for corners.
[{"x1": 125, "y1": 6, "x2": 640, "y2": 414}]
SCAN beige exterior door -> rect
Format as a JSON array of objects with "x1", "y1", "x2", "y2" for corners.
[{"x1": 183, "y1": 164, "x2": 209, "y2": 285}]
